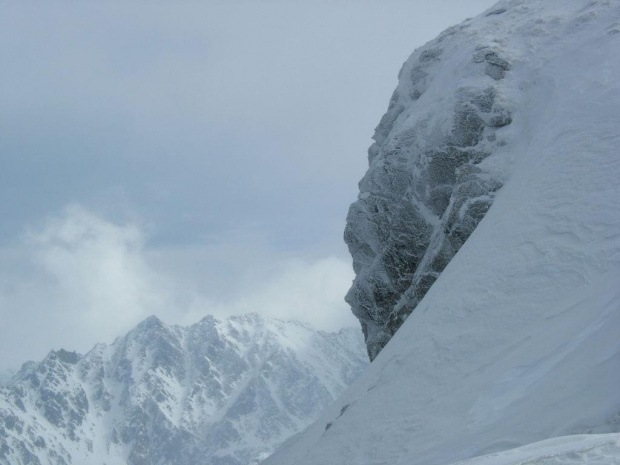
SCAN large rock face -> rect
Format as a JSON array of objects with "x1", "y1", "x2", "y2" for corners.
[
  {"x1": 264, "y1": 1, "x2": 620, "y2": 464},
  {"x1": 0, "y1": 314, "x2": 367, "y2": 465},
  {"x1": 345, "y1": 13, "x2": 515, "y2": 359}
]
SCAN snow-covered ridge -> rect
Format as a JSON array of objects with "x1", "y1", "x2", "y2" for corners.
[
  {"x1": 0, "y1": 314, "x2": 367, "y2": 465},
  {"x1": 266, "y1": 0, "x2": 620, "y2": 464}
]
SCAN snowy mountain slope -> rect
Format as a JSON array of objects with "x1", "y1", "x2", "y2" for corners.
[
  {"x1": 265, "y1": 1, "x2": 620, "y2": 465},
  {"x1": 0, "y1": 314, "x2": 367, "y2": 465},
  {"x1": 449, "y1": 433, "x2": 620, "y2": 465}
]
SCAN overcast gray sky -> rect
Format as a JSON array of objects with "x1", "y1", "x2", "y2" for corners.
[{"x1": 0, "y1": 0, "x2": 497, "y2": 371}]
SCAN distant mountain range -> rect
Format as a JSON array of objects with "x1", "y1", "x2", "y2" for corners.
[{"x1": 0, "y1": 313, "x2": 367, "y2": 465}]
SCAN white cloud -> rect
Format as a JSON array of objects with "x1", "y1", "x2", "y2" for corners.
[
  {"x1": 26, "y1": 205, "x2": 166, "y2": 334},
  {"x1": 183, "y1": 256, "x2": 357, "y2": 332},
  {"x1": 0, "y1": 206, "x2": 357, "y2": 370},
  {"x1": 0, "y1": 206, "x2": 166, "y2": 368}
]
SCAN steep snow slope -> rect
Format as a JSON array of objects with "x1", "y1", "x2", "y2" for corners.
[
  {"x1": 451, "y1": 434, "x2": 620, "y2": 465},
  {"x1": 265, "y1": 1, "x2": 620, "y2": 464},
  {"x1": 0, "y1": 314, "x2": 367, "y2": 465}
]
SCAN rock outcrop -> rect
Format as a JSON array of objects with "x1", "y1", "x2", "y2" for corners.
[{"x1": 345, "y1": 19, "x2": 515, "y2": 359}]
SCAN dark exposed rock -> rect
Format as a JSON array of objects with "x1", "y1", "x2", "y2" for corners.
[
  {"x1": 345, "y1": 38, "x2": 513, "y2": 360},
  {"x1": 473, "y1": 49, "x2": 512, "y2": 80},
  {"x1": 55, "y1": 350, "x2": 81, "y2": 365},
  {"x1": 489, "y1": 109, "x2": 513, "y2": 127},
  {"x1": 419, "y1": 48, "x2": 443, "y2": 63},
  {"x1": 486, "y1": 8, "x2": 508, "y2": 16}
]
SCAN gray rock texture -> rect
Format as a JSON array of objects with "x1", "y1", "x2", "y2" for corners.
[
  {"x1": 345, "y1": 26, "x2": 515, "y2": 360},
  {"x1": 0, "y1": 314, "x2": 367, "y2": 465}
]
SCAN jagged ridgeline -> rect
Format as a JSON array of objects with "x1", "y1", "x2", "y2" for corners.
[
  {"x1": 0, "y1": 314, "x2": 367, "y2": 465},
  {"x1": 345, "y1": 23, "x2": 514, "y2": 360}
]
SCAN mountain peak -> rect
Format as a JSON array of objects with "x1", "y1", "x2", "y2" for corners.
[
  {"x1": 0, "y1": 313, "x2": 368, "y2": 465},
  {"x1": 136, "y1": 314, "x2": 165, "y2": 329},
  {"x1": 51, "y1": 348, "x2": 81, "y2": 365}
]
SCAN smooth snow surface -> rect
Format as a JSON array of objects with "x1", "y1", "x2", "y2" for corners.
[
  {"x1": 265, "y1": 1, "x2": 620, "y2": 464},
  {"x1": 453, "y1": 434, "x2": 620, "y2": 465}
]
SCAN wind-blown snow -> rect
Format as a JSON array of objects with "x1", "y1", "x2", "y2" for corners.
[{"x1": 265, "y1": 1, "x2": 620, "y2": 464}]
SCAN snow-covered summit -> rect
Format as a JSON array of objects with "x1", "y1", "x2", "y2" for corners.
[
  {"x1": 266, "y1": 0, "x2": 620, "y2": 464},
  {"x1": 0, "y1": 313, "x2": 367, "y2": 465}
]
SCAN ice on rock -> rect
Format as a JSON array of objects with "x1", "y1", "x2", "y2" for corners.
[{"x1": 345, "y1": 16, "x2": 513, "y2": 359}]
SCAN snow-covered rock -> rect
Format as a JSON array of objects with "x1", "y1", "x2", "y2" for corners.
[
  {"x1": 265, "y1": 0, "x2": 620, "y2": 464},
  {"x1": 345, "y1": 9, "x2": 512, "y2": 359},
  {"x1": 0, "y1": 314, "x2": 367, "y2": 465}
]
